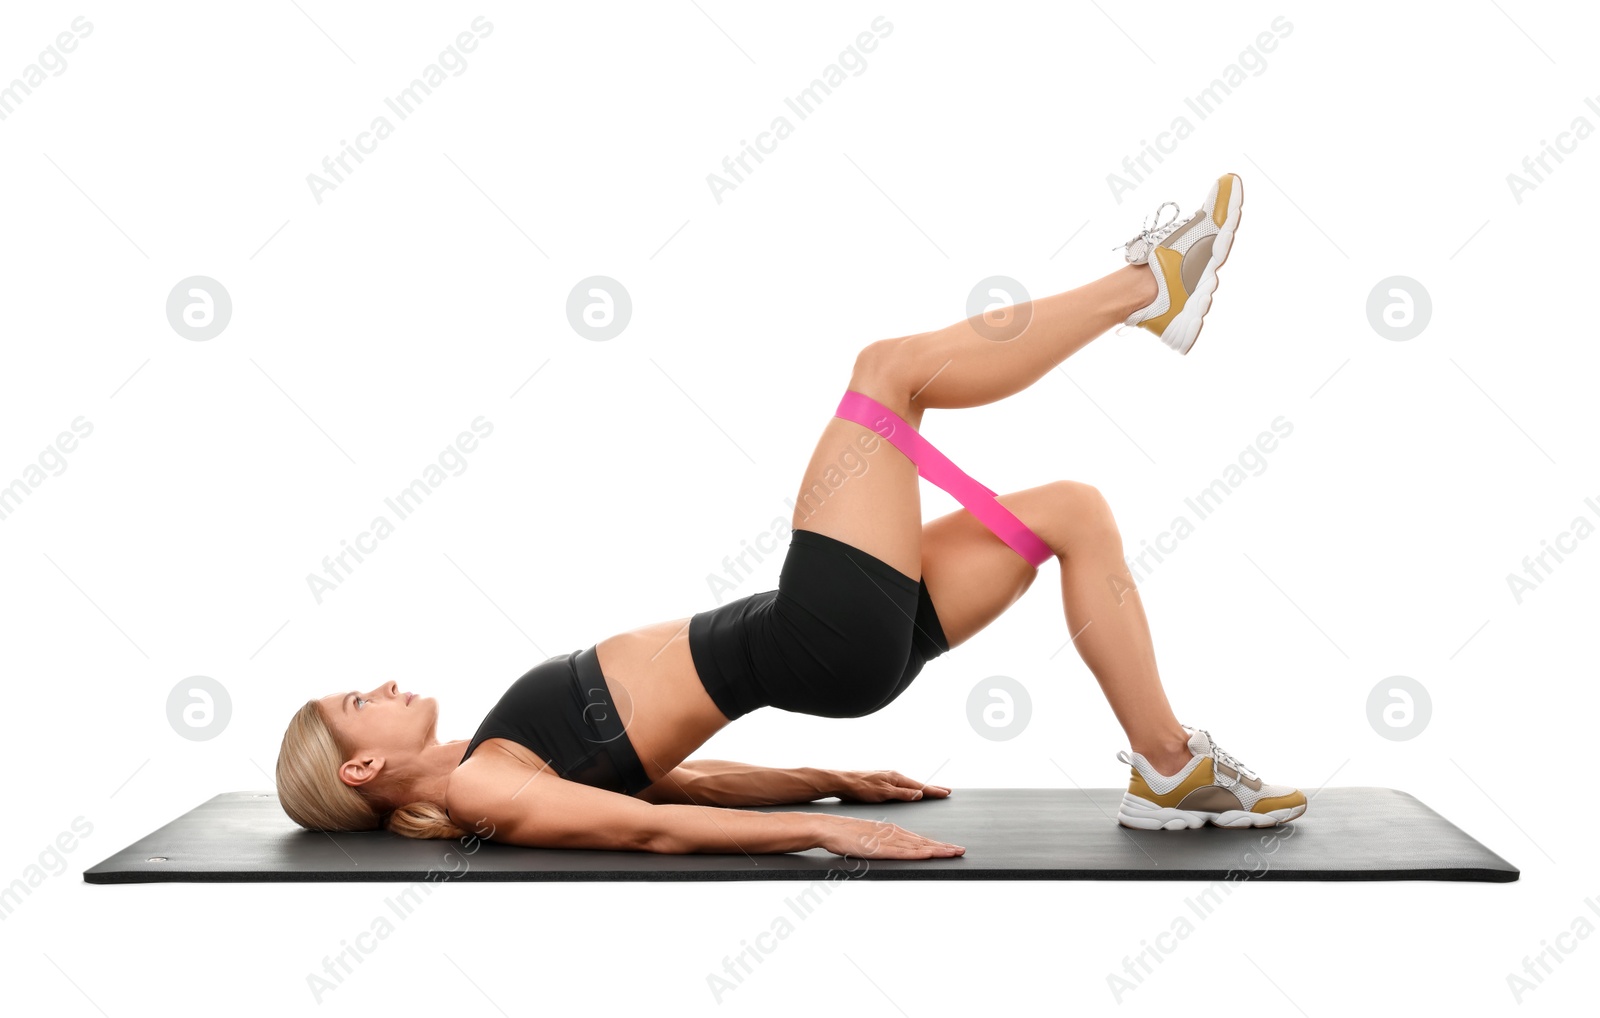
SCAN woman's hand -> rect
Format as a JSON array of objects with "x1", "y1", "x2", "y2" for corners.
[
  {"x1": 832, "y1": 769, "x2": 951, "y2": 803},
  {"x1": 815, "y1": 815, "x2": 965, "y2": 860}
]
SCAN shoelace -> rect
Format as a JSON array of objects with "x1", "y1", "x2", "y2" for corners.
[
  {"x1": 1193, "y1": 728, "x2": 1259, "y2": 785},
  {"x1": 1116, "y1": 200, "x2": 1186, "y2": 263},
  {"x1": 1116, "y1": 730, "x2": 1260, "y2": 785}
]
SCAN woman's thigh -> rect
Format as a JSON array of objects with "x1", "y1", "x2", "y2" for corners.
[
  {"x1": 786, "y1": 341, "x2": 925, "y2": 580},
  {"x1": 918, "y1": 495, "x2": 1046, "y2": 649}
]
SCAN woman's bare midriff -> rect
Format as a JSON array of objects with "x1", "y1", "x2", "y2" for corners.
[
  {"x1": 593, "y1": 616, "x2": 733, "y2": 784},
  {"x1": 451, "y1": 617, "x2": 731, "y2": 806}
]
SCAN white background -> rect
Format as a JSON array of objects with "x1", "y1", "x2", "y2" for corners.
[{"x1": 2, "y1": 1, "x2": 1596, "y2": 1014}]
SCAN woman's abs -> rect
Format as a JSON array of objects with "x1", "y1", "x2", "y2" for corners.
[{"x1": 594, "y1": 616, "x2": 732, "y2": 783}]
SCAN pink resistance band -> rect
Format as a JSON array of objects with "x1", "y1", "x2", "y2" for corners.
[{"x1": 833, "y1": 390, "x2": 1055, "y2": 568}]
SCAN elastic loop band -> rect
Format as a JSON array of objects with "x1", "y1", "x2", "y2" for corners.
[{"x1": 834, "y1": 390, "x2": 1054, "y2": 568}]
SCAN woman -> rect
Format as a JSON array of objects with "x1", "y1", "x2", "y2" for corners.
[{"x1": 276, "y1": 172, "x2": 1306, "y2": 860}]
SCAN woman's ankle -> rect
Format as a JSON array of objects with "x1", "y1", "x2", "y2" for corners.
[
  {"x1": 1115, "y1": 263, "x2": 1159, "y2": 316},
  {"x1": 1131, "y1": 726, "x2": 1192, "y2": 777}
]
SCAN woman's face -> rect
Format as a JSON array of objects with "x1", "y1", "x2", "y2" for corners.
[{"x1": 317, "y1": 681, "x2": 438, "y2": 766}]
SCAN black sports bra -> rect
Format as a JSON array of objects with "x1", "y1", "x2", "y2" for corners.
[{"x1": 458, "y1": 646, "x2": 653, "y2": 795}]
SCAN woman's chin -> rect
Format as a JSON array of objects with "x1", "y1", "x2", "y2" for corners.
[{"x1": 416, "y1": 696, "x2": 441, "y2": 733}]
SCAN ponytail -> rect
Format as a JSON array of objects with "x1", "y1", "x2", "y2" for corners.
[{"x1": 385, "y1": 801, "x2": 468, "y2": 841}]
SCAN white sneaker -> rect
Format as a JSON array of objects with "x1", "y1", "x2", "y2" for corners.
[
  {"x1": 1120, "y1": 172, "x2": 1244, "y2": 355},
  {"x1": 1115, "y1": 725, "x2": 1306, "y2": 830}
]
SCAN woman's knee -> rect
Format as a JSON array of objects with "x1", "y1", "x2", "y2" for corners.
[
  {"x1": 1042, "y1": 480, "x2": 1121, "y2": 552},
  {"x1": 848, "y1": 337, "x2": 920, "y2": 408}
]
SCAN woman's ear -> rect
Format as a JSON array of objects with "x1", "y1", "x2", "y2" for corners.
[{"x1": 339, "y1": 754, "x2": 383, "y2": 788}]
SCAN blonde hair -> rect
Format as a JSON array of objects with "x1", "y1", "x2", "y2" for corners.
[{"x1": 275, "y1": 700, "x2": 467, "y2": 840}]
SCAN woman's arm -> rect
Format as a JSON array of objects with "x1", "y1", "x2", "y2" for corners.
[
  {"x1": 635, "y1": 759, "x2": 835, "y2": 806},
  {"x1": 636, "y1": 760, "x2": 952, "y2": 806},
  {"x1": 453, "y1": 764, "x2": 963, "y2": 859}
]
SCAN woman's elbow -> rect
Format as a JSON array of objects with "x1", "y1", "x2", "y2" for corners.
[
  {"x1": 638, "y1": 826, "x2": 691, "y2": 854},
  {"x1": 634, "y1": 808, "x2": 697, "y2": 854}
]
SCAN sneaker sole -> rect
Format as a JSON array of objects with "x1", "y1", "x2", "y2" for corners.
[
  {"x1": 1115, "y1": 791, "x2": 1304, "y2": 830},
  {"x1": 1163, "y1": 172, "x2": 1244, "y2": 356}
]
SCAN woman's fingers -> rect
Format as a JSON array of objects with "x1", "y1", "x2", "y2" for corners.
[
  {"x1": 884, "y1": 770, "x2": 951, "y2": 799},
  {"x1": 879, "y1": 824, "x2": 964, "y2": 858},
  {"x1": 835, "y1": 769, "x2": 953, "y2": 802},
  {"x1": 822, "y1": 817, "x2": 964, "y2": 858},
  {"x1": 861, "y1": 821, "x2": 964, "y2": 859}
]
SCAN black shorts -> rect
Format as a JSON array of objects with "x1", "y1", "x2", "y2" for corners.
[{"x1": 688, "y1": 528, "x2": 950, "y2": 720}]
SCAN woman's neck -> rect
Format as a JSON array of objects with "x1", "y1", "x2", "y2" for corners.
[{"x1": 380, "y1": 739, "x2": 467, "y2": 810}]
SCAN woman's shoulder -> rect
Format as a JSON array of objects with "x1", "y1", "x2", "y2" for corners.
[{"x1": 446, "y1": 738, "x2": 550, "y2": 825}]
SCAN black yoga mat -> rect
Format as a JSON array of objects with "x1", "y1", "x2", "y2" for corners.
[{"x1": 83, "y1": 787, "x2": 1518, "y2": 883}]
